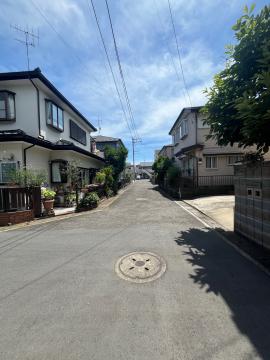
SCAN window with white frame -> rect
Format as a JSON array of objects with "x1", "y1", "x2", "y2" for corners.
[
  {"x1": 46, "y1": 100, "x2": 64, "y2": 131},
  {"x1": 206, "y1": 156, "x2": 217, "y2": 169},
  {"x1": 51, "y1": 160, "x2": 67, "y2": 183},
  {"x1": 0, "y1": 91, "x2": 16, "y2": 121},
  {"x1": 228, "y1": 155, "x2": 242, "y2": 165},
  {"x1": 0, "y1": 162, "x2": 17, "y2": 183},
  {"x1": 179, "y1": 120, "x2": 188, "y2": 139},
  {"x1": 174, "y1": 128, "x2": 180, "y2": 144}
]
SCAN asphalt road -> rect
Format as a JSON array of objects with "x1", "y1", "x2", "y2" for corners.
[{"x1": 0, "y1": 180, "x2": 270, "y2": 360}]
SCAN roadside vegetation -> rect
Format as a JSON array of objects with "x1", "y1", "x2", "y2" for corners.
[
  {"x1": 76, "y1": 145, "x2": 129, "y2": 212},
  {"x1": 203, "y1": 4, "x2": 270, "y2": 155}
]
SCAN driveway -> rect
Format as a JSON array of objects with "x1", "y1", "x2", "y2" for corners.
[
  {"x1": 0, "y1": 180, "x2": 270, "y2": 359},
  {"x1": 184, "y1": 195, "x2": 235, "y2": 231}
]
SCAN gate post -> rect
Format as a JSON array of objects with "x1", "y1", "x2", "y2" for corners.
[{"x1": 31, "y1": 186, "x2": 42, "y2": 217}]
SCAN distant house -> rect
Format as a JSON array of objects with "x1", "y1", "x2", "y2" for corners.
[
  {"x1": 92, "y1": 135, "x2": 126, "y2": 158},
  {"x1": 136, "y1": 161, "x2": 154, "y2": 179},
  {"x1": 158, "y1": 145, "x2": 174, "y2": 159},
  {"x1": 0, "y1": 68, "x2": 104, "y2": 187},
  {"x1": 169, "y1": 106, "x2": 250, "y2": 189}
]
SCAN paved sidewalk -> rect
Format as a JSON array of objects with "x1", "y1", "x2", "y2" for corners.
[{"x1": 184, "y1": 195, "x2": 235, "y2": 231}]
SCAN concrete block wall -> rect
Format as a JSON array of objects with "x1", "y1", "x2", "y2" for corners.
[{"x1": 234, "y1": 161, "x2": 270, "y2": 250}]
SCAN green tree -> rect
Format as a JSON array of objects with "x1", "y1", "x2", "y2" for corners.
[
  {"x1": 203, "y1": 4, "x2": 270, "y2": 154},
  {"x1": 104, "y1": 145, "x2": 128, "y2": 193},
  {"x1": 95, "y1": 166, "x2": 114, "y2": 197},
  {"x1": 152, "y1": 156, "x2": 173, "y2": 184}
]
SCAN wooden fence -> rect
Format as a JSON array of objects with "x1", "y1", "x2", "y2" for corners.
[{"x1": 0, "y1": 187, "x2": 42, "y2": 217}]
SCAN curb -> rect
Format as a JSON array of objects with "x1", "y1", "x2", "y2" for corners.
[{"x1": 175, "y1": 200, "x2": 270, "y2": 278}]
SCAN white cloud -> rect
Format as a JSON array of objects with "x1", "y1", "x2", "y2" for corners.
[{"x1": 0, "y1": 0, "x2": 240, "y2": 162}]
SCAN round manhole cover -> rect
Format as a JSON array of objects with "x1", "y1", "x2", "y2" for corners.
[{"x1": 115, "y1": 252, "x2": 166, "y2": 283}]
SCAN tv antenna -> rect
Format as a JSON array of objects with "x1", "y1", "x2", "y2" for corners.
[
  {"x1": 11, "y1": 24, "x2": 39, "y2": 71},
  {"x1": 98, "y1": 116, "x2": 102, "y2": 135}
]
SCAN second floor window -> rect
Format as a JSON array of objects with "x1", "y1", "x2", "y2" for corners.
[
  {"x1": 0, "y1": 91, "x2": 15, "y2": 121},
  {"x1": 70, "y1": 120, "x2": 87, "y2": 145},
  {"x1": 180, "y1": 120, "x2": 188, "y2": 139},
  {"x1": 46, "y1": 101, "x2": 64, "y2": 131}
]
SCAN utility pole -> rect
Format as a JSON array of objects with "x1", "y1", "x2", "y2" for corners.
[
  {"x1": 11, "y1": 24, "x2": 39, "y2": 71},
  {"x1": 132, "y1": 137, "x2": 141, "y2": 180}
]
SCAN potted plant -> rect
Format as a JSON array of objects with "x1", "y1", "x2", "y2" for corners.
[
  {"x1": 42, "y1": 188, "x2": 56, "y2": 214},
  {"x1": 76, "y1": 191, "x2": 100, "y2": 212}
]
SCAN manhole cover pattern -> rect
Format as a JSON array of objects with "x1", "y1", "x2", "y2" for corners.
[{"x1": 115, "y1": 252, "x2": 166, "y2": 283}]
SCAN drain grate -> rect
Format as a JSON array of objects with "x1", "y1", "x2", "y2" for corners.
[{"x1": 115, "y1": 252, "x2": 166, "y2": 283}]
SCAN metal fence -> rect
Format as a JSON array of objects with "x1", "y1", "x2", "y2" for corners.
[{"x1": 197, "y1": 175, "x2": 234, "y2": 187}]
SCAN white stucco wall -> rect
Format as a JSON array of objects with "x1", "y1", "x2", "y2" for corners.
[
  {"x1": 38, "y1": 85, "x2": 93, "y2": 151},
  {"x1": 0, "y1": 81, "x2": 39, "y2": 137},
  {"x1": 0, "y1": 79, "x2": 95, "y2": 151},
  {"x1": 0, "y1": 142, "x2": 24, "y2": 164},
  {"x1": 50, "y1": 150, "x2": 103, "y2": 169}
]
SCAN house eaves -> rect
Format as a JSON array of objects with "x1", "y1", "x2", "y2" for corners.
[
  {"x1": 175, "y1": 144, "x2": 204, "y2": 157},
  {"x1": 0, "y1": 68, "x2": 97, "y2": 132},
  {"x1": 0, "y1": 130, "x2": 105, "y2": 162},
  {"x1": 168, "y1": 106, "x2": 203, "y2": 135}
]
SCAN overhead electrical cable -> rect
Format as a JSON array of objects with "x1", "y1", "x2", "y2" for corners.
[
  {"x1": 88, "y1": 0, "x2": 134, "y2": 138},
  {"x1": 104, "y1": 0, "x2": 140, "y2": 140},
  {"x1": 30, "y1": 0, "x2": 101, "y2": 86},
  {"x1": 153, "y1": 0, "x2": 188, "y2": 103},
  {"x1": 167, "y1": 0, "x2": 192, "y2": 107}
]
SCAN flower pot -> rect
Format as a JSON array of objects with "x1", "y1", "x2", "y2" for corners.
[
  {"x1": 43, "y1": 199, "x2": 54, "y2": 211},
  {"x1": 43, "y1": 199, "x2": 55, "y2": 216}
]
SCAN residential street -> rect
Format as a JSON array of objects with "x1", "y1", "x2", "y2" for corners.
[{"x1": 1, "y1": 180, "x2": 270, "y2": 360}]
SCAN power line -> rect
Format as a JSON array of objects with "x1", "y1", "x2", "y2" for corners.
[
  {"x1": 88, "y1": 0, "x2": 135, "y2": 138},
  {"x1": 30, "y1": 0, "x2": 104, "y2": 89},
  {"x1": 167, "y1": 0, "x2": 192, "y2": 107},
  {"x1": 104, "y1": 0, "x2": 140, "y2": 141},
  {"x1": 153, "y1": 0, "x2": 188, "y2": 103}
]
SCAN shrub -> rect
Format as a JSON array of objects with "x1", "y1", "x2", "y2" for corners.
[
  {"x1": 10, "y1": 168, "x2": 47, "y2": 186},
  {"x1": 166, "y1": 165, "x2": 181, "y2": 188},
  {"x1": 76, "y1": 192, "x2": 100, "y2": 211},
  {"x1": 42, "y1": 188, "x2": 56, "y2": 200},
  {"x1": 95, "y1": 167, "x2": 114, "y2": 197}
]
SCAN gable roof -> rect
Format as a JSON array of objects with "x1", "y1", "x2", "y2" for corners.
[
  {"x1": 92, "y1": 135, "x2": 126, "y2": 149},
  {"x1": 0, "y1": 68, "x2": 97, "y2": 132},
  {"x1": 168, "y1": 106, "x2": 203, "y2": 135},
  {"x1": 158, "y1": 144, "x2": 173, "y2": 154}
]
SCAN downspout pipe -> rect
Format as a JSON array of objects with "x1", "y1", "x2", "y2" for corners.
[
  {"x1": 23, "y1": 144, "x2": 35, "y2": 168},
  {"x1": 29, "y1": 78, "x2": 41, "y2": 137}
]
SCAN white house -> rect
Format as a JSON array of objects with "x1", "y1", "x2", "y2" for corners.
[
  {"x1": 169, "y1": 106, "x2": 252, "y2": 186},
  {"x1": 0, "y1": 68, "x2": 105, "y2": 187}
]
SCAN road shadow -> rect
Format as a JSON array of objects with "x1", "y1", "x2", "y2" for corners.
[
  {"x1": 175, "y1": 227, "x2": 270, "y2": 359},
  {"x1": 149, "y1": 185, "x2": 179, "y2": 200}
]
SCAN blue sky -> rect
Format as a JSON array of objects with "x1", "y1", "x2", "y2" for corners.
[{"x1": 0, "y1": 0, "x2": 268, "y2": 163}]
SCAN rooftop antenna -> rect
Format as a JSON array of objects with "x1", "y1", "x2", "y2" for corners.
[
  {"x1": 98, "y1": 116, "x2": 102, "y2": 135},
  {"x1": 11, "y1": 24, "x2": 39, "y2": 71}
]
